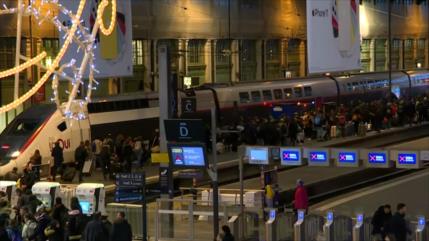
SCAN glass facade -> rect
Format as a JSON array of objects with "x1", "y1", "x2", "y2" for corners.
[
  {"x1": 215, "y1": 39, "x2": 231, "y2": 83},
  {"x1": 265, "y1": 39, "x2": 281, "y2": 79},
  {"x1": 240, "y1": 40, "x2": 257, "y2": 81}
]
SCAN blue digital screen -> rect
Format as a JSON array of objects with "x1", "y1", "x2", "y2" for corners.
[
  {"x1": 281, "y1": 149, "x2": 301, "y2": 165},
  {"x1": 398, "y1": 153, "x2": 417, "y2": 165},
  {"x1": 338, "y1": 152, "x2": 357, "y2": 163},
  {"x1": 248, "y1": 148, "x2": 269, "y2": 164},
  {"x1": 368, "y1": 152, "x2": 387, "y2": 164},
  {"x1": 298, "y1": 210, "x2": 305, "y2": 221},
  {"x1": 327, "y1": 212, "x2": 334, "y2": 221},
  {"x1": 79, "y1": 201, "x2": 91, "y2": 215},
  {"x1": 309, "y1": 151, "x2": 328, "y2": 162},
  {"x1": 171, "y1": 146, "x2": 206, "y2": 167}
]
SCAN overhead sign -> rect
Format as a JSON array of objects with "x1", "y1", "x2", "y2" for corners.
[
  {"x1": 181, "y1": 98, "x2": 197, "y2": 113},
  {"x1": 245, "y1": 146, "x2": 270, "y2": 165},
  {"x1": 59, "y1": 0, "x2": 133, "y2": 77},
  {"x1": 305, "y1": 148, "x2": 330, "y2": 166},
  {"x1": 168, "y1": 143, "x2": 208, "y2": 168},
  {"x1": 306, "y1": 0, "x2": 360, "y2": 73},
  {"x1": 280, "y1": 147, "x2": 302, "y2": 166},
  {"x1": 164, "y1": 119, "x2": 205, "y2": 143},
  {"x1": 333, "y1": 149, "x2": 360, "y2": 167}
]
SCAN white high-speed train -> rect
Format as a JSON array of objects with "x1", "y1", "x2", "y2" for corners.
[{"x1": 0, "y1": 70, "x2": 428, "y2": 177}]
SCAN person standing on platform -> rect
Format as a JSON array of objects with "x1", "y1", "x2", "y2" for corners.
[
  {"x1": 51, "y1": 141, "x2": 64, "y2": 181},
  {"x1": 74, "y1": 142, "x2": 87, "y2": 183},
  {"x1": 371, "y1": 204, "x2": 392, "y2": 241},
  {"x1": 110, "y1": 212, "x2": 132, "y2": 241},
  {"x1": 293, "y1": 179, "x2": 308, "y2": 213},
  {"x1": 83, "y1": 212, "x2": 107, "y2": 241},
  {"x1": 221, "y1": 225, "x2": 234, "y2": 241},
  {"x1": 386, "y1": 203, "x2": 411, "y2": 241}
]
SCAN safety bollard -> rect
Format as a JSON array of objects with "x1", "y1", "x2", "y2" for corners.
[
  {"x1": 352, "y1": 214, "x2": 364, "y2": 241},
  {"x1": 415, "y1": 216, "x2": 426, "y2": 241},
  {"x1": 323, "y1": 211, "x2": 334, "y2": 241},
  {"x1": 265, "y1": 209, "x2": 277, "y2": 241},
  {"x1": 293, "y1": 210, "x2": 305, "y2": 241}
]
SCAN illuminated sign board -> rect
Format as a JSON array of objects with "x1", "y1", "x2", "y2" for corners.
[
  {"x1": 334, "y1": 149, "x2": 359, "y2": 167},
  {"x1": 280, "y1": 148, "x2": 302, "y2": 166},
  {"x1": 365, "y1": 150, "x2": 392, "y2": 168},
  {"x1": 305, "y1": 148, "x2": 330, "y2": 166},
  {"x1": 246, "y1": 146, "x2": 270, "y2": 165},
  {"x1": 168, "y1": 143, "x2": 207, "y2": 168},
  {"x1": 394, "y1": 150, "x2": 422, "y2": 169}
]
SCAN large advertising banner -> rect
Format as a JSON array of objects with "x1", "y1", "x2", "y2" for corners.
[
  {"x1": 59, "y1": 0, "x2": 133, "y2": 78},
  {"x1": 307, "y1": 0, "x2": 361, "y2": 73}
]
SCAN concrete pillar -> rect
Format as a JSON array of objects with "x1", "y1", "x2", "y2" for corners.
[
  {"x1": 178, "y1": 39, "x2": 187, "y2": 79},
  {"x1": 281, "y1": 39, "x2": 287, "y2": 75},
  {"x1": 425, "y1": 39, "x2": 429, "y2": 68},
  {"x1": 299, "y1": 40, "x2": 306, "y2": 77},
  {"x1": 151, "y1": 39, "x2": 158, "y2": 91},
  {"x1": 370, "y1": 39, "x2": 375, "y2": 72},
  {"x1": 143, "y1": 40, "x2": 152, "y2": 91},
  {"x1": 184, "y1": 39, "x2": 189, "y2": 76},
  {"x1": 204, "y1": 40, "x2": 213, "y2": 83},
  {"x1": 399, "y1": 39, "x2": 404, "y2": 70},
  {"x1": 231, "y1": 40, "x2": 239, "y2": 83},
  {"x1": 256, "y1": 40, "x2": 263, "y2": 80},
  {"x1": 212, "y1": 40, "x2": 217, "y2": 83}
]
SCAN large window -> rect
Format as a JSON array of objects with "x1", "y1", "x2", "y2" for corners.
[
  {"x1": 265, "y1": 39, "x2": 281, "y2": 79},
  {"x1": 375, "y1": 39, "x2": 386, "y2": 71},
  {"x1": 287, "y1": 39, "x2": 301, "y2": 77},
  {"x1": 215, "y1": 40, "x2": 231, "y2": 83},
  {"x1": 391, "y1": 39, "x2": 401, "y2": 70},
  {"x1": 360, "y1": 39, "x2": 371, "y2": 72},
  {"x1": 42, "y1": 39, "x2": 59, "y2": 68},
  {"x1": 240, "y1": 40, "x2": 257, "y2": 81},
  {"x1": 404, "y1": 39, "x2": 415, "y2": 69},
  {"x1": 0, "y1": 38, "x2": 17, "y2": 70},
  {"x1": 416, "y1": 39, "x2": 425, "y2": 68},
  {"x1": 187, "y1": 39, "x2": 206, "y2": 85},
  {"x1": 132, "y1": 40, "x2": 144, "y2": 66}
]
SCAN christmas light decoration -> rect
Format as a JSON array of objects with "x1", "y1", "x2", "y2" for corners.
[{"x1": 0, "y1": 0, "x2": 117, "y2": 120}]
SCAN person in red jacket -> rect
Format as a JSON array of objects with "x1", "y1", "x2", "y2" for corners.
[{"x1": 294, "y1": 179, "x2": 308, "y2": 213}]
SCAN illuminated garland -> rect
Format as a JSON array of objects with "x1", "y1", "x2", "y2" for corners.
[{"x1": 0, "y1": 0, "x2": 116, "y2": 120}]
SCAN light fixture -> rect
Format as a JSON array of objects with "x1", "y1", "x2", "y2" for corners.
[
  {"x1": 417, "y1": 62, "x2": 422, "y2": 68},
  {"x1": 11, "y1": 151, "x2": 20, "y2": 158}
]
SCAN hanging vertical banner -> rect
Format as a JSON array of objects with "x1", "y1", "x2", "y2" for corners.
[
  {"x1": 59, "y1": 0, "x2": 133, "y2": 78},
  {"x1": 307, "y1": 0, "x2": 361, "y2": 73}
]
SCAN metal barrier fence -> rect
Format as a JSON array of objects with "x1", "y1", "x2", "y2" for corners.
[
  {"x1": 304, "y1": 214, "x2": 324, "y2": 241},
  {"x1": 106, "y1": 203, "x2": 144, "y2": 239},
  {"x1": 363, "y1": 217, "x2": 373, "y2": 241}
]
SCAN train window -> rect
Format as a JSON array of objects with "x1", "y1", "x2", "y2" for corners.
[
  {"x1": 346, "y1": 83, "x2": 352, "y2": 91},
  {"x1": 8, "y1": 120, "x2": 40, "y2": 135},
  {"x1": 304, "y1": 86, "x2": 312, "y2": 97},
  {"x1": 293, "y1": 87, "x2": 302, "y2": 98},
  {"x1": 251, "y1": 91, "x2": 262, "y2": 102},
  {"x1": 273, "y1": 89, "x2": 283, "y2": 100},
  {"x1": 262, "y1": 90, "x2": 273, "y2": 101},
  {"x1": 284, "y1": 88, "x2": 293, "y2": 98},
  {"x1": 57, "y1": 121, "x2": 67, "y2": 132},
  {"x1": 239, "y1": 92, "x2": 250, "y2": 103}
]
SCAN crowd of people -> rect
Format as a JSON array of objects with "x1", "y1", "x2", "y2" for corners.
[
  {"x1": 0, "y1": 191, "x2": 132, "y2": 241},
  {"x1": 235, "y1": 93, "x2": 429, "y2": 147}
]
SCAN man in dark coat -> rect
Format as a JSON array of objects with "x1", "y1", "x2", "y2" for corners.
[
  {"x1": 387, "y1": 203, "x2": 411, "y2": 241},
  {"x1": 110, "y1": 212, "x2": 132, "y2": 241},
  {"x1": 371, "y1": 204, "x2": 392, "y2": 240},
  {"x1": 84, "y1": 212, "x2": 108, "y2": 241},
  {"x1": 51, "y1": 197, "x2": 68, "y2": 229},
  {"x1": 74, "y1": 142, "x2": 87, "y2": 182},
  {"x1": 51, "y1": 141, "x2": 64, "y2": 181}
]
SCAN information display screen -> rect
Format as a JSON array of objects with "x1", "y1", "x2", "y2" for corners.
[
  {"x1": 368, "y1": 152, "x2": 387, "y2": 164},
  {"x1": 335, "y1": 149, "x2": 359, "y2": 167},
  {"x1": 309, "y1": 151, "x2": 328, "y2": 162},
  {"x1": 80, "y1": 201, "x2": 91, "y2": 215},
  {"x1": 338, "y1": 152, "x2": 357, "y2": 163},
  {"x1": 246, "y1": 147, "x2": 269, "y2": 165},
  {"x1": 397, "y1": 153, "x2": 417, "y2": 165},
  {"x1": 327, "y1": 212, "x2": 334, "y2": 222},
  {"x1": 298, "y1": 210, "x2": 305, "y2": 221},
  {"x1": 280, "y1": 148, "x2": 302, "y2": 166},
  {"x1": 168, "y1": 143, "x2": 207, "y2": 168}
]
